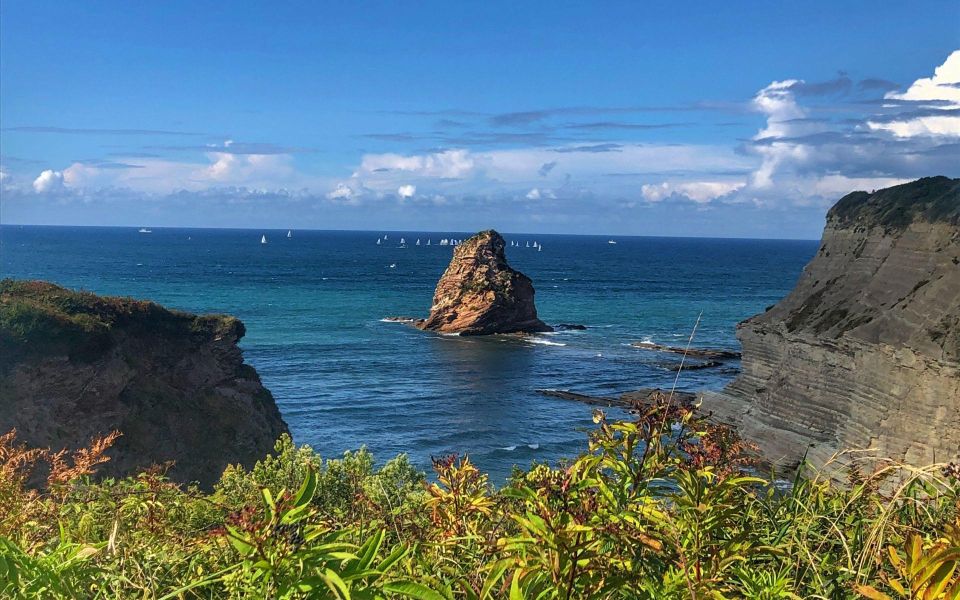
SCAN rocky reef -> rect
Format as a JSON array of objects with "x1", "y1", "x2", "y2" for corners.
[
  {"x1": 415, "y1": 230, "x2": 552, "y2": 335},
  {"x1": 0, "y1": 280, "x2": 288, "y2": 488},
  {"x1": 705, "y1": 176, "x2": 960, "y2": 471}
]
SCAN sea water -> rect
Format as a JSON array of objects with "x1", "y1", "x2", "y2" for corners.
[{"x1": 0, "y1": 226, "x2": 817, "y2": 481}]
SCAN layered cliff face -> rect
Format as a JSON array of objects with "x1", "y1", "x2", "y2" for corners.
[
  {"x1": 0, "y1": 280, "x2": 288, "y2": 488},
  {"x1": 418, "y1": 230, "x2": 552, "y2": 335},
  {"x1": 708, "y1": 177, "x2": 960, "y2": 471}
]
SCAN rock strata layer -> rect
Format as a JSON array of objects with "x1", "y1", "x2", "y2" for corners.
[
  {"x1": 417, "y1": 230, "x2": 552, "y2": 335},
  {"x1": 705, "y1": 177, "x2": 960, "y2": 471},
  {"x1": 0, "y1": 280, "x2": 289, "y2": 488}
]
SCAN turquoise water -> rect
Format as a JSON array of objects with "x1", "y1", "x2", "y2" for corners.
[{"x1": 0, "y1": 226, "x2": 817, "y2": 480}]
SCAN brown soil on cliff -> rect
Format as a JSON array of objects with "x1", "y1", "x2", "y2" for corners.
[{"x1": 0, "y1": 279, "x2": 288, "y2": 489}]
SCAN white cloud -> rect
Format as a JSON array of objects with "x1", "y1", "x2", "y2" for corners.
[
  {"x1": 886, "y1": 50, "x2": 960, "y2": 104},
  {"x1": 359, "y1": 149, "x2": 476, "y2": 179},
  {"x1": 326, "y1": 182, "x2": 355, "y2": 200},
  {"x1": 868, "y1": 50, "x2": 960, "y2": 138},
  {"x1": 397, "y1": 184, "x2": 416, "y2": 198},
  {"x1": 32, "y1": 169, "x2": 65, "y2": 193},
  {"x1": 525, "y1": 188, "x2": 541, "y2": 200},
  {"x1": 641, "y1": 181, "x2": 744, "y2": 203}
]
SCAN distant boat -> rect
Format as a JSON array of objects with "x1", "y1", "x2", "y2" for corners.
[
  {"x1": 399, "y1": 237, "x2": 406, "y2": 247},
  {"x1": 376, "y1": 238, "x2": 381, "y2": 245},
  {"x1": 526, "y1": 241, "x2": 530, "y2": 248},
  {"x1": 416, "y1": 239, "x2": 421, "y2": 246},
  {"x1": 384, "y1": 235, "x2": 388, "y2": 240},
  {"x1": 608, "y1": 240, "x2": 617, "y2": 244},
  {"x1": 538, "y1": 244, "x2": 542, "y2": 252},
  {"x1": 261, "y1": 235, "x2": 268, "y2": 244},
  {"x1": 138, "y1": 228, "x2": 152, "y2": 234},
  {"x1": 427, "y1": 239, "x2": 431, "y2": 246},
  {"x1": 389, "y1": 263, "x2": 396, "y2": 268},
  {"x1": 287, "y1": 230, "x2": 292, "y2": 238}
]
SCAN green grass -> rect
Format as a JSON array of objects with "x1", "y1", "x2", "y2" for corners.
[{"x1": 0, "y1": 279, "x2": 240, "y2": 370}]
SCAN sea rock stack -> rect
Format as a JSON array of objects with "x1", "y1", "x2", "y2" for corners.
[
  {"x1": 0, "y1": 280, "x2": 289, "y2": 489},
  {"x1": 417, "y1": 230, "x2": 552, "y2": 335},
  {"x1": 705, "y1": 176, "x2": 960, "y2": 472}
]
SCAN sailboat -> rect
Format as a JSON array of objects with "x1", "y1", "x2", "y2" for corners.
[
  {"x1": 538, "y1": 244, "x2": 542, "y2": 252},
  {"x1": 377, "y1": 238, "x2": 381, "y2": 245},
  {"x1": 526, "y1": 241, "x2": 530, "y2": 248},
  {"x1": 427, "y1": 239, "x2": 431, "y2": 246},
  {"x1": 138, "y1": 227, "x2": 152, "y2": 234},
  {"x1": 400, "y1": 237, "x2": 406, "y2": 247},
  {"x1": 261, "y1": 235, "x2": 268, "y2": 245},
  {"x1": 416, "y1": 239, "x2": 421, "y2": 246},
  {"x1": 287, "y1": 230, "x2": 292, "y2": 238}
]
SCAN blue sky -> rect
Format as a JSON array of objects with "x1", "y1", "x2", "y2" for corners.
[{"x1": 1, "y1": 1, "x2": 958, "y2": 238}]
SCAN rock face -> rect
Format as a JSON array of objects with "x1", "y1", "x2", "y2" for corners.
[
  {"x1": 0, "y1": 280, "x2": 288, "y2": 488},
  {"x1": 417, "y1": 230, "x2": 552, "y2": 335},
  {"x1": 705, "y1": 177, "x2": 960, "y2": 471}
]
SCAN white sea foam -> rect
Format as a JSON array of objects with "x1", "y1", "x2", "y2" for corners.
[
  {"x1": 527, "y1": 338, "x2": 566, "y2": 347},
  {"x1": 527, "y1": 443, "x2": 539, "y2": 450},
  {"x1": 500, "y1": 445, "x2": 517, "y2": 451},
  {"x1": 379, "y1": 317, "x2": 415, "y2": 323}
]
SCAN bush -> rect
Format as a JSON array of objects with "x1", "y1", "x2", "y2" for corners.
[{"x1": 1, "y1": 400, "x2": 957, "y2": 598}]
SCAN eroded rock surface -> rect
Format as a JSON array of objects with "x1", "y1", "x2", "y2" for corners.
[
  {"x1": 417, "y1": 230, "x2": 552, "y2": 335},
  {"x1": 704, "y1": 176, "x2": 960, "y2": 471},
  {"x1": 0, "y1": 280, "x2": 289, "y2": 488}
]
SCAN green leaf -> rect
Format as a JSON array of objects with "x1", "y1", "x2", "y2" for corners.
[
  {"x1": 383, "y1": 580, "x2": 448, "y2": 600},
  {"x1": 293, "y1": 465, "x2": 318, "y2": 509}
]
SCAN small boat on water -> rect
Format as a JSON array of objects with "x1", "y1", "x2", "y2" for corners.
[
  {"x1": 399, "y1": 237, "x2": 407, "y2": 247},
  {"x1": 538, "y1": 244, "x2": 542, "y2": 252},
  {"x1": 526, "y1": 241, "x2": 530, "y2": 248},
  {"x1": 427, "y1": 239, "x2": 431, "y2": 246},
  {"x1": 138, "y1": 228, "x2": 152, "y2": 234},
  {"x1": 377, "y1": 238, "x2": 381, "y2": 245},
  {"x1": 416, "y1": 239, "x2": 421, "y2": 246},
  {"x1": 608, "y1": 240, "x2": 617, "y2": 244},
  {"x1": 287, "y1": 230, "x2": 292, "y2": 238},
  {"x1": 261, "y1": 235, "x2": 268, "y2": 244}
]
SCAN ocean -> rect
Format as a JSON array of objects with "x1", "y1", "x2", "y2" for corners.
[{"x1": 0, "y1": 225, "x2": 818, "y2": 481}]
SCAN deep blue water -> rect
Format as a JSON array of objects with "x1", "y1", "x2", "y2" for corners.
[{"x1": 0, "y1": 225, "x2": 817, "y2": 480}]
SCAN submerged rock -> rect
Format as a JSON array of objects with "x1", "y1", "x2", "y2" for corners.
[
  {"x1": 631, "y1": 341, "x2": 741, "y2": 360},
  {"x1": 0, "y1": 280, "x2": 288, "y2": 489},
  {"x1": 704, "y1": 176, "x2": 960, "y2": 472},
  {"x1": 417, "y1": 230, "x2": 552, "y2": 335}
]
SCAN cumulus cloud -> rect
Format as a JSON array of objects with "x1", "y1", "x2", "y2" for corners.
[
  {"x1": 866, "y1": 50, "x2": 960, "y2": 138},
  {"x1": 32, "y1": 169, "x2": 65, "y2": 193},
  {"x1": 525, "y1": 188, "x2": 541, "y2": 200},
  {"x1": 358, "y1": 149, "x2": 475, "y2": 179},
  {"x1": 326, "y1": 182, "x2": 355, "y2": 200},
  {"x1": 397, "y1": 184, "x2": 416, "y2": 198},
  {"x1": 641, "y1": 181, "x2": 744, "y2": 203}
]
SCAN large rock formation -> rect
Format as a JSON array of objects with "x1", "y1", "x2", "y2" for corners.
[
  {"x1": 417, "y1": 230, "x2": 552, "y2": 335},
  {"x1": 704, "y1": 176, "x2": 960, "y2": 471},
  {"x1": 0, "y1": 280, "x2": 288, "y2": 488}
]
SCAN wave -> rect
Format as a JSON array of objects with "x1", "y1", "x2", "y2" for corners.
[
  {"x1": 499, "y1": 443, "x2": 540, "y2": 451},
  {"x1": 379, "y1": 317, "x2": 415, "y2": 323},
  {"x1": 526, "y1": 338, "x2": 566, "y2": 347}
]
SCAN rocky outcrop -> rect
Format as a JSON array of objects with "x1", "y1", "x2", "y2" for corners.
[
  {"x1": 0, "y1": 280, "x2": 288, "y2": 488},
  {"x1": 704, "y1": 177, "x2": 960, "y2": 471},
  {"x1": 416, "y1": 230, "x2": 552, "y2": 335}
]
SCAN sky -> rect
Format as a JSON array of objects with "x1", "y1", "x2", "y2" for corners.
[{"x1": 1, "y1": 1, "x2": 958, "y2": 239}]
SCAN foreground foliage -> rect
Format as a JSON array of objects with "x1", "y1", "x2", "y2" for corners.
[{"x1": 1, "y1": 395, "x2": 957, "y2": 599}]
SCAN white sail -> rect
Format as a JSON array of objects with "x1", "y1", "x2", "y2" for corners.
[
  {"x1": 416, "y1": 239, "x2": 421, "y2": 246},
  {"x1": 261, "y1": 235, "x2": 267, "y2": 244},
  {"x1": 287, "y1": 230, "x2": 292, "y2": 238},
  {"x1": 427, "y1": 239, "x2": 431, "y2": 245},
  {"x1": 377, "y1": 238, "x2": 381, "y2": 245}
]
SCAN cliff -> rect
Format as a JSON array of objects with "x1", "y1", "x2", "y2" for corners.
[
  {"x1": 417, "y1": 230, "x2": 552, "y2": 335},
  {"x1": 705, "y1": 176, "x2": 960, "y2": 471},
  {"x1": 0, "y1": 280, "x2": 288, "y2": 488}
]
